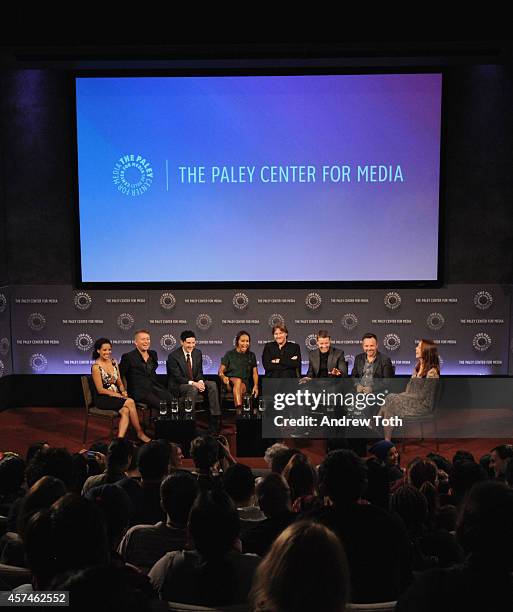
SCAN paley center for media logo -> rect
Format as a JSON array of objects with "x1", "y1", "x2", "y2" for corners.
[{"x1": 113, "y1": 154, "x2": 154, "y2": 196}]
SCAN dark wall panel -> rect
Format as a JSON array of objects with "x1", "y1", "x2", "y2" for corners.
[
  {"x1": 444, "y1": 65, "x2": 513, "y2": 283},
  {"x1": 2, "y1": 70, "x2": 74, "y2": 285}
]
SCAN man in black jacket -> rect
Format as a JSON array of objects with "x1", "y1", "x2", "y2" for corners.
[
  {"x1": 120, "y1": 329, "x2": 173, "y2": 412},
  {"x1": 351, "y1": 333, "x2": 395, "y2": 392},
  {"x1": 166, "y1": 331, "x2": 221, "y2": 430},
  {"x1": 305, "y1": 329, "x2": 348, "y2": 379}
]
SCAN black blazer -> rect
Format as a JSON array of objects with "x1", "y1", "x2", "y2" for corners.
[
  {"x1": 351, "y1": 351, "x2": 395, "y2": 380},
  {"x1": 119, "y1": 349, "x2": 161, "y2": 401},
  {"x1": 306, "y1": 347, "x2": 348, "y2": 378},
  {"x1": 166, "y1": 347, "x2": 205, "y2": 394},
  {"x1": 262, "y1": 341, "x2": 302, "y2": 378}
]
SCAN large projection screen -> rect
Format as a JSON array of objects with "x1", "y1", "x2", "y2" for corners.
[{"x1": 75, "y1": 73, "x2": 442, "y2": 285}]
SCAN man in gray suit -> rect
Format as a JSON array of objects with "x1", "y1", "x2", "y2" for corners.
[{"x1": 305, "y1": 330, "x2": 348, "y2": 379}]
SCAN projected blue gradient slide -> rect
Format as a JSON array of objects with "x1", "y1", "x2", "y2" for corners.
[{"x1": 75, "y1": 74, "x2": 442, "y2": 282}]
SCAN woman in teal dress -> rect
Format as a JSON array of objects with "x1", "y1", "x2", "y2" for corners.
[{"x1": 218, "y1": 330, "x2": 259, "y2": 410}]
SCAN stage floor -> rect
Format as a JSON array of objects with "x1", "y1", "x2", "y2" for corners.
[{"x1": 0, "y1": 405, "x2": 509, "y2": 468}]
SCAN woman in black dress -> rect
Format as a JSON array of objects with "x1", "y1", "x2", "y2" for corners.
[
  {"x1": 91, "y1": 337, "x2": 151, "y2": 443},
  {"x1": 218, "y1": 330, "x2": 259, "y2": 410}
]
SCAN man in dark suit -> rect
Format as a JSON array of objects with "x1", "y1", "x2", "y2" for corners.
[
  {"x1": 351, "y1": 333, "x2": 395, "y2": 392},
  {"x1": 120, "y1": 329, "x2": 173, "y2": 411},
  {"x1": 305, "y1": 330, "x2": 348, "y2": 379},
  {"x1": 166, "y1": 330, "x2": 221, "y2": 430}
]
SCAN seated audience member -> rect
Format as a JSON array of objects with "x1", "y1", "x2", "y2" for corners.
[
  {"x1": 6, "y1": 447, "x2": 75, "y2": 533},
  {"x1": 0, "y1": 454, "x2": 26, "y2": 517},
  {"x1": 91, "y1": 337, "x2": 150, "y2": 443},
  {"x1": 369, "y1": 440, "x2": 404, "y2": 484},
  {"x1": 82, "y1": 439, "x2": 133, "y2": 495},
  {"x1": 52, "y1": 566, "x2": 153, "y2": 612},
  {"x1": 120, "y1": 329, "x2": 173, "y2": 415},
  {"x1": 351, "y1": 332, "x2": 395, "y2": 392},
  {"x1": 218, "y1": 330, "x2": 259, "y2": 411},
  {"x1": 190, "y1": 435, "x2": 234, "y2": 491},
  {"x1": 448, "y1": 460, "x2": 488, "y2": 508},
  {"x1": 0, "y1": 475, "x2": 66, "y2": 568},
  {"x1": 16, "y1": 493, "x2": 110, "y2": 593},
  {"x1": 406, "y1": 458, "x2": 440, "y2": 521},
  {"x1": 264, "y1": 442, "x2": 289, "y2": 468},
  {"x1": 453, "y1": 449, "x2": 475, "y2": 466},
  {"x1": 313, "y1": 449, "x2": 411, "y2": 603},
  {"x1": 489, "y1": 444, "x2": 513, "y2": 481},
  {"x1": 262, "y1": 324, "x2": 302, "y2": 378},
  {"x1": 117, "y1": 441, "x2": 169, "y2": 526},
  {"x1": 166, "y1": 330, "x2": 221, "y2": 432},
  {"x1": 242, "y1": 473, "x2": 295, "y2": 557},
  {"x1": 281, "y1": 452, "x2": 320, "y2": 513},
  {"x1": 478, "y1": 452, "x2": 493, "y2": 478},
  {"x1": 304, "y1": 329, "x2": 348, "y2": 379},
  {"x1": 390, "y1": 485, "x2": 463, "y2": 571},
  {"x1": 25, "y1": 447, "x2": 74, "y2": 491},
  {"x1": 270, "y1": 447, "x2": 300, "y2": 474},
  {"x1": 223, "y1": 463, "x2": 265, "y2": 529},
  {"x1": 396, "y1": 481, "x2": 513, "y2": 611},
  {"x1": 364, "y1": 457, "x2": 391, "y2": 511},
  {"x1": 149, "y1": 490, "x2": 260, "y2": 607},
  {"x1": 168, "y1": 442, "x2": 184, "y2": 470},
  {"x1": 378, "y1": 339, "x2": 440, "y2": 441},
  {"x1": 118, "y1": 471, "x2": 198, "y2": 573},
  {"x1": 25, "y1": 442, "x2": 50, "y2": 464},
  {"x1": 84, "y1": 484, "x2": 132, "y2": 556},
  {"x1": 251, "y1": 521, "x2": 350, "y2": 612}
]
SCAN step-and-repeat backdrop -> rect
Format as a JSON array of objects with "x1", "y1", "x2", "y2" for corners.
[{"x1": 0, "y1": 284, "x2": 511, "y2": 377}]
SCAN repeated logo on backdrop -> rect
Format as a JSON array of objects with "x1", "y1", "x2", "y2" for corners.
[{"x1": 4, "y1": 285, "x2": 510, "y2": 375}]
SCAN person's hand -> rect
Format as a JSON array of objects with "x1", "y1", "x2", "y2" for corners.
[
  {"x1": 222, "y1": 376, "x2": 230, "y2": 388},
  {"x1": 271, "y1": 358, "x2": 280, "y2": 363},
  {"x1": 330, "y1": 368, "x2": 342, "y2": 377},
  {"x1": 95, "y1": 452, "x2": 107, "y2": 470},
  {"x1": 194, "y1": 381, "x2": 205, "y2": 392},
  {"x1": 291, "y1": 355, "x2": 298, "y2": 360},
  {"x1": 252, "y1": 386, "x2": 259, "y2": 398},
  {"x1": 299, "y1": 376, "x2": 312, "y2": 385}
]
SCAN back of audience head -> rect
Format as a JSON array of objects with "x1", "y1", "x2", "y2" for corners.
[
  {"x1": 449, "y1": 460, "x2": 488, "y2": 505},
  {"x1": 255, "y1": 473, "x2": 291, "y2": 517},
  {"x1": 390, "y1": 485, "x2": 428, "y2": 536},
  {"x1": 24, "y1": 493, "x2": 110, "y2": 590},
  {"x1": 137, "y1": 440, "x2": 169, "y2": 480},
  {"x1": 456, "y1": 481, "x2": 513, "y2": 570},
  {"x1": 490, "y1": 444, "x2": 513, "y2": 479},
  {"x1": 26, "y1": 442, "x2": 50, "y2": 464},
  {"x1": 223, "y1": 463, "x2": 256, "y2": 506},
  {"x1": 84, "y1": 484, "x2": 132, "y2": 549},
  {"x1": 452, "y1": 450, "x2": 475, "y2": 466},
  {"x1": 407, "y1": 457, "x2": 438, "y2": 489},
  {"x1": 106, "y1": 438, "x2": 133, "y2": 473},
  {"x1": 190, "y1": 435, "x2": 219, "y2": 472},
  {"x1": 281, "y1": 452, "x2": 317, "y2": 502},
  {"x1": 364, "y1": 457, "x2": 390, "y2": 510},
  {"x1": 426, "y1": 452, "x2": 452, "y2": 475},
  {"x1": 0, "y1": 454, "x2": 26, "y2": 495},
  {"x1": 26, "y1": 447, "x2": 74, "y2": 490},
  {"x1": 318, "y1": 449, "x2": 367, "y2": 505},
  {"x1": 17, "y1": 475, "x2": 66, "y2": 536},
  {"x1": 264, "y1": 442, "x2": 289, "y2": 468},
  {"x1": 188, "y1": 489, "x2": 240, "y2": 559},
  {"x1": 160, "y1": 470, "x2": 198, "y2": 527},
  {"x1": 270, "y1": 447, "x2": 301, "y2": 474},
  {"x1": 251, "y1": 521, "x2": 350, "y2": 612},
  {"x1": 52, "y1": 565, "x2": 152, "y2": 612}
]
